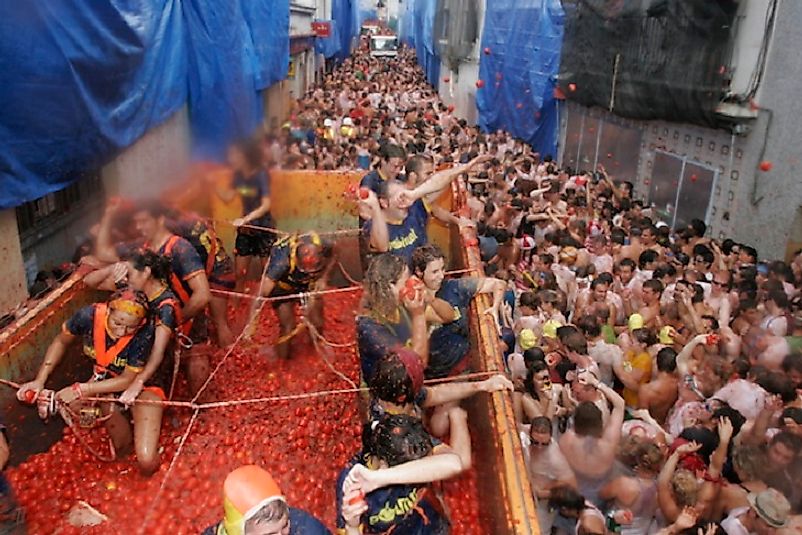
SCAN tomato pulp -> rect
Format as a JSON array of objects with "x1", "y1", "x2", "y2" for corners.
[{"x1": 7, "y1": 290, "x2": 484, "y2": 533}]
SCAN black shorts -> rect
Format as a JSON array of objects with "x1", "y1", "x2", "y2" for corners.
[{"x1": 234, "y1": 227, "x2": 275, "y2": 258}]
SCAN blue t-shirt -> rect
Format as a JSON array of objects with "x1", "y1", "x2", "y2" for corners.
[
  {"x1": 66, "y1": 305, "x2": 153, "y2": 377},
  {"x1": 233, "y1": 170, "x2": 271, "y2": 225},
  {"x1": 356, "y1": 311, "x2": 412, "y2": 382},
  {"x1": 363, "y1": 200, "x2": 429, "y2": 266},
  {"x1": 359, "y1": 169, "x2": 386, "y2": 195},
  {"x1": 201, "y1": 507, "x2": 330, "y2": 535},
  {"x1": 427, "y1": 278, "x2": 479, "y2": 378},
  {"x1": 265, "y1": 238, "x2": 321, "y2": 293},
  {"x1": 335, "y1": 452, "x2": 449, "y2": 534}
]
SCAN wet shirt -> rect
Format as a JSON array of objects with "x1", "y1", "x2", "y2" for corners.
[
  {"x1": 359, "y1": 169, "x2": 388, "y2": 195},
  {"x1": 363, "y1": 200, "x2": 429, "y2": 265},
  {"x1": 427, "y1": 278, "x2": 479, "y2": 378},
  {"x1": 149, "y1": 288, "x2": 180, "y2": 333},
  {"x1": 266, "y1": 239, "x2": 320, "y2": 293},
  {"x1": 233, "y1": 169, "x2": 271, "y2": 225},
  {"x1": 117, "y1": 235, "x2": 204, "y2": 305},
  {"x1": 65, "y1": 305, "x2": 153, "y2": 376},
  {"x1": 166, "y1": 215, "x2": 231, "y2": 275},
  {"x1": 357, "y1": 310, "x2": 413, "y2": 382},
  {"x1": 335, "y1": 452, "x2": 449, "y2": 535}
]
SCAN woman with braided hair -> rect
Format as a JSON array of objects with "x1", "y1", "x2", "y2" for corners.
[
  {"x1": 16, "y1": 288, "x2": 154, "y2": 462},
  {"x1": 335, "y1": 413, "x2": 468, "y2": 535},
  {"x1": 356, "y1": 253, "x2": 428, "y2": 383}
]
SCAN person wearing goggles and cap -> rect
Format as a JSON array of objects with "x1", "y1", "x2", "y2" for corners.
[
  {"x1": 256, "y1": 232, "x2": 334, "y2": 360},
  {"x1": 203, "y1": 464, "x2": 329, "y2": 535}
]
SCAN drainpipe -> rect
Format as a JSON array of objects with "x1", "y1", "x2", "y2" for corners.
[{"x1": 750, "y1": 107, "x2": 774, "y2": 206}]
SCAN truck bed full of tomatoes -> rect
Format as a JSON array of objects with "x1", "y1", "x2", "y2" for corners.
[{"x1": 7, "y1": 291, "x2": 485, "y2": 534}]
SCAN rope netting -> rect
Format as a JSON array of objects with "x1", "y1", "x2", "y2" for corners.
[{"x1": 5, "y1": 288, "x2": 487, "y2": 534}]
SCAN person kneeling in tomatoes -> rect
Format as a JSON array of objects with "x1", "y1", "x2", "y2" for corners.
[
  {"x1": 17, "y1": 289, "x2": 154, "y2": 466},
  {"x1": 202, "y1": 465, "x2": 329, "y2": 535}
]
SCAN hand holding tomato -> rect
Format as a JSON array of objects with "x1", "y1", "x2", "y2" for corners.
[
  {"x1": 341, "y1": 488, "x2": 368, "y2": 528},
  {"x1": 17, "y1": 380, "x2": 44, "y2": 403}
]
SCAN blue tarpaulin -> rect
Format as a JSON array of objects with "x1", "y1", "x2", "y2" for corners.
[
  {"x1": 405, "y1": 0, "x2": 440, "y2": 87},
  {"x1": 477, "y1": 0, "x2": 564, "y2": 157},
  {"x1": 315, "y1": 19, "x2": 342, "y2": 59},
  {"x1": 0, "y1": 1, "x2": 288, "y2": 210},
  {"x1": 329, "y1": 0, "x2": 359, "y2": 64}
]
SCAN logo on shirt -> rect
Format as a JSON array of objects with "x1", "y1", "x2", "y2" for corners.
[
  {"x1": 369, "y1": 488, "x2": 420, "y2": 525},
  {"x1": 388, "y1": 229, "x2": 419, "y2": 251}
]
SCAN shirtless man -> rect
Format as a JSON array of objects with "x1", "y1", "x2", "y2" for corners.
[
  {"x1": 636, "y1": 279, "x2": 664, "y2": 329},
  {"x1": 559, "y1": 371, "x2": 625, "y2": 506},
  {"x1": 638, "y1": 347, "x2": 679, "y2": 425}
]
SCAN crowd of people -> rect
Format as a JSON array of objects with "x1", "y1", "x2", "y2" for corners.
[{"x1": 6, "y1": 38, "x2": 802, "y2": 535}]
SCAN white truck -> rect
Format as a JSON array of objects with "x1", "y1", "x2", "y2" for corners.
[{"x1": 369, "y1": 35, "x2": 398, "y2": 58}]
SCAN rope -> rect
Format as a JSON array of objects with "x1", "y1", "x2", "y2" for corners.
[
  {"x1": 210, "y1": 284, "x2": 362, "y2": 303},
  {"x1": 2, "y1": 372, "x2": 500, "y2": 412},
  {"x1": 214, "y1": 219, "x2": 361, "y2": 237},
  {"x1": 138, "y1": 408, "x2": 200, "y2": 535},
  {"x1": 209, "y1": 268, "x2": 479, "y2": 304}
]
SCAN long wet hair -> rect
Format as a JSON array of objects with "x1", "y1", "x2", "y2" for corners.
[
  {"x1": 368, "y1": 349, "x2": 424, "y2": 405},
  {"x1": 364, "y1": 414, "x2": 433, "y2": 467},
  {"x1": 128, "y1": 249, "x2": 172, "y2": 284},
  {"x1": 363, "y1": 253, "x2": 406, "y2": 323}
]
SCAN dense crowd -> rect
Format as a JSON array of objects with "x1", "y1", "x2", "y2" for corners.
[{"x1": 6, "y1": 40, "x2": 802, "y2": 535}]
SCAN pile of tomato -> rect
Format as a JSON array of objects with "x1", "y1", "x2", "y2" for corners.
[{"x1": 7, "y1": 290, "x2": 485, "y2": 534}]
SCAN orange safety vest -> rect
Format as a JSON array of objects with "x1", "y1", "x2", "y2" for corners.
[{"x1": 92, "y1": 303, "x2": 135, "y2": 369}]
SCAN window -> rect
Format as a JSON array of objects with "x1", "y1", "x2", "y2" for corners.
[{"x1": 15, "y1": 172, "x2": 104, "y2": 238}]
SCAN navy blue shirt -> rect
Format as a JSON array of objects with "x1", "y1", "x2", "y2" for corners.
[
  {"x1": 356, "y1": 311, "x2": 412, "y2": 382},
  {"x1": 335, "y1": 452, "x2": 449, "y2": 534},
  {"x1": 265, "y1": 238, "x2": 321, "y2": 293},
  {"x1": 201, "y1": 507, "x2": 329, "y2": 535},
  {"x1": 363, "y1": 200, "x2": 429, "y2": 266},
  {"x1": 66, "y1": 305, "x2": 153, "y2": 376},
  {"x1": 428, "y1": 278, "x2": 479, "y2": 378},
  {"x1": 359, "y1": 169, "x2": 387, "y2": 195},
  {"x1": 233, "y1": 170, "x2": 271, "y2": 226}
]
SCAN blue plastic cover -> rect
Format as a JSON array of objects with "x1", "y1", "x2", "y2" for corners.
[
  {"x1": 0, "y1": 1, "x2": 288, "y2": 210},
  {"x1": 477, "y1": 0, "x2": 565, "y2": 157},
  {"x1": 315, "y1": 20, "x2": 342, "y2": 59},
  {"x1": 330, "y1": 0, "x2": 357, "y2": 64},
  {"x1": 408, "y1": 0, "x2": 440, "y2": 87}
]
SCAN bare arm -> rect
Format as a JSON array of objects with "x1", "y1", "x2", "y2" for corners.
[
  {"x1": 182, "y1": 274, "x2": 211, "y2": 320},
  {"x1": 676, "y1": 334, "x2": 707, "y2": 377},
  {"x1": 95, "y1": 208, "x2": 122, "y2": 263},
  {"x1": 238, "y1": 196, "x2": 271, "y2": 226},
  {"x1": 120, "y1": 324, "x2": 172, "y2": 404},
  {"x1": 81, "y1": 367, "x2": 139, "y2": 395},
  {"x1": 360, "y1": 192, "x2": 389, "y2": 253},
  {"x1": 409, "y1": 155, "x2": 490, "y2": 203},
  {"x1": 423, "y1": 375, "x2": 513, "y2": 407},
  {"x1": 82, "y1": 263, "x2": 122, "y2": 291}
]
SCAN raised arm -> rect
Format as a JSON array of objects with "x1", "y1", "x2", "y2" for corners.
[
  {"x1": 676, "y1": 334, "x2": 707, "y2": 377},
  {"x1": 423, "y1": 375, "x2": 513, "y2": 407}
]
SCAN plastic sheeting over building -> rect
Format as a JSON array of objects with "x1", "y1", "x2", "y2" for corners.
[
  {"x1": 559, "y1": 0, "x2": 738, "y2": 127},
  {"x1": 401, "y1": 0, "x2": 441, "y2": 87},
  {"x1": 0, "y1": 1, "x2": 289, "y2": 209},
  {"x1": 477, "y1": 0, "x2": 565, "y2": 158}
]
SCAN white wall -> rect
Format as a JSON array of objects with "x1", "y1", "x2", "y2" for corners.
[
  {"x1": 0, "y1": 210, "x2": 29, "y2": 313},
  {"x1": 101, "y1": 107, "x2": 191, "y2": 198}
]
